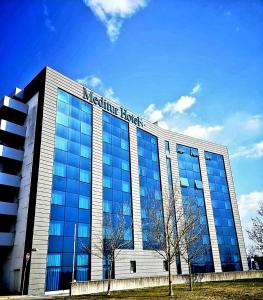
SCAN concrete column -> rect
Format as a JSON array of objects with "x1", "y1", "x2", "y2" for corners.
[
  {"x1": 28, "y1": 75, "x2": 57, "y2": 295},
  {"x1": 129, "y1": 125, "x2": 143, "y2": 250},
  {"x1": 90, "y1": 107, "x2": 103, "y2": 280}
]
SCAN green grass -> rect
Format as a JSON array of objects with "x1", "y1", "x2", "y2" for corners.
[{"x1": 62, "y1": 279, "x2": 263, "y2": 300}]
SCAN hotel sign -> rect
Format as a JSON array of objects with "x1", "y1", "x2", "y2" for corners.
[{"x1": 83, "y1": 87, "x2": 144, "y2": 127}]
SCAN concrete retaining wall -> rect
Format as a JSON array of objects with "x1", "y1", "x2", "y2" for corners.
[{"x1": 71, "y1": 271, "x2": 263, "y2": 295}]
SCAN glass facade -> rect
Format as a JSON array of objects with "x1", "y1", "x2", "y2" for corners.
[
  {"x1": 137, "y1": 128, "x2": 164, "y2": 250},
  {"x1": 102, "y1": 112, "x2": 134, "y2": 279},
  {"x1": 43, "y1": 89, "x2": 242, "y2": 289},
  {"x1": 46, "y1": 90, "x2": 92, "y2": 291},
  {"x1": 177, "y1": 144, "x2": 214, "y2": 273},
  {"x1": 165, "y1": 141, "x2": 181, "y2": 274},
  {"x1": 205, "y1": 151, "x2": 242, "y2": 271}
]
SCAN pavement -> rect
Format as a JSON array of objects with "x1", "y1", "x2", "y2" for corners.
[{"x1": 0, "y1": 294, "x2": 68, "y2": 300}]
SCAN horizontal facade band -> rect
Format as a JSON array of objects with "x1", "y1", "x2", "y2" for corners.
[
  {"x1": 0, "y1": 96, "x2": 28, "y2": 114},
  {"x1": 0, "y1": 232, "x2": 15, "y2": 246},
  {"x1": 0, "y1": 201, "x2": 18, "y2": 216},
  {"x1": 0, "y1": 119, "x2": 26, "y2": 137},
  {"x1": 0, "y1": 145, "x2": 24, "y2": 161},
  {"x1": 0, "y1": 172, "x2": 21, "y2": 188}
]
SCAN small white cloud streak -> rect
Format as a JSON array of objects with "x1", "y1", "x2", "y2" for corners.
[
  {"x1": 83, "y1": 0, "x2": 149, "y2": 42},
  {"x1": 181, "y1": 124, "x2": 223, "y2": 140},
  {"x1": 43, "y1": 1, "x2": 55, "y2": 32},
  {"x1": 77, "y1": 75, "x2": 119, "y2": 103},
  {"x1": 190, "y1": 83, "x2": 201, "y2": 95},
  {"x1": 230, "y1": 141, "x2": 263, "y2": 159}
]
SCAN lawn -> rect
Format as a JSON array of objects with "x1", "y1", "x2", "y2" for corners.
[{"x1": 64, "y1": 279, "x2": 263, "y2": 300}]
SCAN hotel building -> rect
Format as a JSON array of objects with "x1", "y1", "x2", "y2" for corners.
[{"x1": 0, "y1": 67, "x2": 248, "y2": 295}]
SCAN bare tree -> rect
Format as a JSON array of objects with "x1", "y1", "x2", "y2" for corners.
[
  {"x1": 179, "y1": 203, "x2": 209, "y2": 291},
  {"x1": 144, "y1": 188, "x2": 194, "y2": 296},
  {"x1": 82, "y1": 211, "x2": 132, "y2": 295},
  {"x1": 247, "y1": 201, "x2": 263, "y2": 254}
]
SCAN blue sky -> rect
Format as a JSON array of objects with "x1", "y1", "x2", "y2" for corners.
[{"x1": 0, "y1": 0, "x2": 262, "y2": 246}]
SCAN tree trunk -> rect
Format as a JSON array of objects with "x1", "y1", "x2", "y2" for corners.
[
  {"x1": 106, "y1": 259, "x2": 113, "y2": 296},
  {"x1": 168, "y1": 259, "x2": 174, "y2": 296},
  {"x1": 188, "y1": 261, "x2": 193, "y2": 291}
]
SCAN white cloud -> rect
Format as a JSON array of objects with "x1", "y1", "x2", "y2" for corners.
[
  {"x1": 190, "y1": 83, "x2": 201, "y2": 95},
  {"x1": 163, "y1": 96, "x2": 196, "y2": 114},
  {"x1": 158, "y1": 120, "x2": 169, "y2": 130},
  {"x1": 243, "y1": 115, "x2": 262, "y2": 132},
  {"x1": 43, "y1": 1, "x2": 55, "y2": 32},
  {"x1": 181, "y1": 124, "x2": 223, "y2": 140},
  {"x1": 77, "y1": 75, "x2": 119, "y2": 103},
  {"x1": 238, "y1": 191, "x2": 263, "y2": 220},
  {"x1": 238, "y1": 191, "x2": 263, "y2": 246},
  {"x1": 83, "y1": 0, "x2": 149, "y2": 42},
  {"x1": 144, "y1": 104, "x2": 163, "y2": 123},
  {"x1": 231, "y1": 141, "x2": 263, "y2": 159}
]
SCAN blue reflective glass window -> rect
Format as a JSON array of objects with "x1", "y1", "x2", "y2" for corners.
[
  {"x1": 79, "y1": 209, "x2": 90, "y2": 223},
  {"x1": 81, "y1": 123, "x2": 91, "y2": 135},
  {"x1": 78, "y1": 223, "x2": 90, "y2": 237},
  {"x1": 56, "y1": 124, "x2": 68, "y2": 140},
  {"x1": 79, "y1": 195, "x2": 90, "y2": 209},
  {"x1": 67, "y1": 153, "x2": 79, "y2": 167},
  {"x1": 65, "y1": 193, "x2": 79, "y2": 208},
  {"x1": 58, "y1": 90, "x2": 70, "y2": 103},
  {"x1": 122, "y1": 181, "x2": 130, "y2": 193},
  {"x1": 66, "y1": 179, "x2": 79, "y2": 193},
  {"x1": 64, "y1": 222, "x2": 75, "y2": 237},
  {"x1": 103, "y1": 176, "x2": 112, "y2": 188},
  {"x1": 180, "y1": 177, "x2": 189, "y2": 187},
  {"x1": 103, "y1": 153, "x2": 111, "y2": 165},
  {"x1": 80, "y1": 169, "x2": 91, "y2": 183},
  {"x1": 62, "y1": 253, "x2": 73, "y2": 267},
  {"x1": 80, "y1": 145, "x2": 91, "y2": 159},
  {"x1": 54, "y1": 162, "x2": 66, "y2": 177},
  {"x1": 121, "y1": 160, "x2": 129, "y2": 171},
  {"x1": 47, "y1": 254, "x2": 62, "y2": 267},
  {"x1": 48, "y1": 236, "x2": 63, "y2": 252},
  {"x1": 77, "y1": 254, "x2": 89, "y2": 266},
  {"x1": 57, "y1": 112, "x2": 69, "y2": 126},
  {"x1": 103, "y1": 201, "x2": 112, "y2": 213},
  {"x1": 52, "y1": 190, "x2": 65, "y2": 205},
  {"x1": 68, "y1": 141, "x2": 80, "y2": 155},
  {"x1": 55, "y1": 136, "x2": 68, "y2": 151},
  {"x1": 54, "y1": 149, "x2": 67, "y2": 164},
  {"x1": 79, "y1": 183, "x2": 91, "y2": 196},
  {"x1": 63, "y1": 237, "x2": 74, "y2": 252},
  {"x1": 67, "y1": 166, "x2": 79, "y2": 180},
  {"x1": 51, "y1": 205, "x2": 65, "y2": 221},
  {"x1": 79, "y1": 157, "x2": 91, "y2": 170},
  {"x1": 65, "y1": 207, "x2": 78, "y2": 222},
  {"x1": 69, "y1": 128, "x2": 80, "y2": 143},
  {"x1": 81, "y1": 101, "x2": 91, "y2": 113},
  {"x1": 195, "y1": 180, "x2": 203, "y2": 190},
  {"x1": 49, "y1": 221, "x2": 64, "y2": 236}
]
